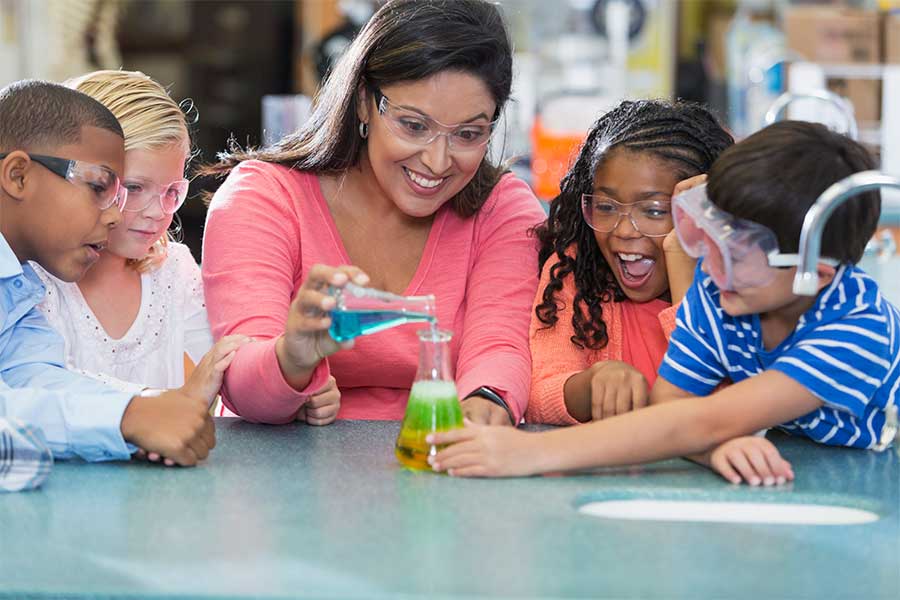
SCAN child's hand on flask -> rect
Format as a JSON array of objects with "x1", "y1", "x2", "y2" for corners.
[
  {"x1": 276, "y1": 265, "x2": 369, "y2": 390},
  {"x1": 427, "y1": 420, "x2": 541, "y2": 477},
  {"x1": 709, "y1": 436, "x2": 794, "y2": 486},
  {"x1": 295, "y1": 375, "x2": 341, "y2": 426}
]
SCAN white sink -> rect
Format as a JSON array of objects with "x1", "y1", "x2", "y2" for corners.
[{"x1": 578, "y1": 500, "x2": 878, "y2": 525}]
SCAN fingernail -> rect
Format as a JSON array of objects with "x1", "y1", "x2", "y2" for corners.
[
  {"x1": 750, "y1": 477, "x2": 761, "y2": 486},
  {"x1": 763, "y1": 477, "x2": 774, "y2": 486},
  {"x1": 427, "y1": 456, "x2": 434, "y2": 465},
  {"x1": 776, "y1": 476, "x2": 786, "y2": 485},
  {"x1": 353, "y1": 274, "x2": 369, "y2": 285},
  {"x1": 321, "y1": 297, "x2": 336, "y2": 309},
  {"x1": 425, "y1": 434, "x2": 434, "y2": 443},
  {"x1": 731, "y1": 477, "x2": 741, "y2": 485},
  {"x1": 447, "y1": 468, "x2": 454, "y2": 476},
  {"x1": 332, "y1": 272, "x2": 348, "y2": 284}
]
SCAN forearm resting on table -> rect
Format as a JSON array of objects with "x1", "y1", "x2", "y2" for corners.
[
  {"x1": 535, "y1": 372, "x2": 816, "y2": 473},
  {"x1": 529, "y1": 397, "x2": 734, "y2": 473},
  {"x1": 649, "y1": 376, "x2": 713, "y2": 465}
]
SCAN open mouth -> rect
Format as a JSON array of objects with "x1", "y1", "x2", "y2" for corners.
[
  {"x1": 403, "y1": 167, "x2": 447, "y2": 193},
  {"x1": 615, "y1": 252, "x2": 656, "y2": 289}
]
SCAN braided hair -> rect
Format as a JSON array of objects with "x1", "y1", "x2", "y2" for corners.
[{"x1": 533, "y1": 99, "x2": 733, "y2": 350}]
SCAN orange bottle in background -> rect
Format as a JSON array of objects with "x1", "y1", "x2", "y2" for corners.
[{"x1": 530, "y1": 115, "x2": 586, "y2": 201}]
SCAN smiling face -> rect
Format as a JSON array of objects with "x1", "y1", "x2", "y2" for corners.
[
  {"x1": 590, "y1": 149, "x2": 682, "y2": 303},
  {"x1": 110, "y1": 144, "x2": 187, "y2": 260},
  {"x1": 357, "y1": 70, "x2": 496, "y2": 219},
  {"x1": 16, "y1": 125, "x2": 125, "y2": 281}
]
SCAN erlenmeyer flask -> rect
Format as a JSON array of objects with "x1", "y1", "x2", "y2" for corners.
[
  {"x1": 395, "y1": 328, "x2": 463, "y2": 470},
  {"x1": 329, "y1": 283, "x2": 436, "y2": 342}
]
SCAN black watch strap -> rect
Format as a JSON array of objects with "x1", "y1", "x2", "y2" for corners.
[{"x1": 464, "y1": 386, "x2": 516, "y2": 424}]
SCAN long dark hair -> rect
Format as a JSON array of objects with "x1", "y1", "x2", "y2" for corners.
[
  {"x1": 534, "y1": 99, "x2": 734, "y2": 350},
  {"x1": 201, "y1": 0, "x2": 512, "y2": 218}
]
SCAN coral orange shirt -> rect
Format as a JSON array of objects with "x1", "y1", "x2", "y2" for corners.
[{"x1": 526, "y1": 251, "x2": 679, "y2": 425}]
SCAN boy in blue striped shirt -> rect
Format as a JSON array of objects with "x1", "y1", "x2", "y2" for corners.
[
  {"x1": 653, "y1": 121, "x2": 899, "y2": 481},
  {"x1": 428, "y1": 121, "x2": 898, "y2": 483}
]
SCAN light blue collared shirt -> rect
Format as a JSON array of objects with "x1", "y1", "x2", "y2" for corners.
[{"x1": 0, "y1": 234, "x2": 141, "y2": 461}]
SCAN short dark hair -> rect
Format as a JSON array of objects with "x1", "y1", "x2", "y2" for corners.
[
  {"x1": 203, "y1": 0, "x2": 512, "y2": 218},
  {"x1": 0, "y1": 79, "x2": 123, "y2": 152},
  {"x1": 707, "y1": 121, "x2": 879, "y2": 264},
  {"x1": 535, "y1": 99, "x2": 734, "y2": 350}
]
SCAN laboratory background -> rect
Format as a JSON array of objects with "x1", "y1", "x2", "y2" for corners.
[{"x1": 2, "y1": 0, "x2": 897, "y2": 293}]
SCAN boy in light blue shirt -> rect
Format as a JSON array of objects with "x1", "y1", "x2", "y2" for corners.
[{"x1": 0, "y1": 80, "x2": 242, "y2": 466}]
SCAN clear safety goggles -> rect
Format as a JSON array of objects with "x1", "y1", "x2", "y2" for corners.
[
  {"x1": 0, "y1": 152, "x2": 128, "y2": 211},
  {"x1": 122, "y1": 177, "x2": 189, "y2": 215},
  {"x1": 373, "y1": 88, "x2": 496, "y2": 151},
  {"x1": 672, "y1": 184, "x2": 838, "y2": 291},
  {"x1": 581, "y1": 194, "x2": 673, "y2": 237}
]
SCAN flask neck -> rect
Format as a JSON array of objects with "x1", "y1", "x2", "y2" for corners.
[
  {"x1": 335, "y1": 283, "x2": 435, "y2": 317},
  {"x1": 415, "y1": 330, "x2": 453, "y2": 382}
]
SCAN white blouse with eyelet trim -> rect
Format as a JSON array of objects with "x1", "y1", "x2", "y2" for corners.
[{"x1": 31, "y1": 242, "x2": 214, "y2": 392}]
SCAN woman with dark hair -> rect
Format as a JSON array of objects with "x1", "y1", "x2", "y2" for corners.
[{"x1": 201, "y1": 0, "x2": 544, "y2": 425}]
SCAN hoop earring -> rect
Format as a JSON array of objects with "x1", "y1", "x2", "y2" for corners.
[{"x1": 359, "y1": 122, "x2": 369, "y2": 139}]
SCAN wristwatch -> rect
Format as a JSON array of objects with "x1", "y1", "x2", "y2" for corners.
[{"x1": 464, "y1": 386, "x2": 517, "y2": 424}]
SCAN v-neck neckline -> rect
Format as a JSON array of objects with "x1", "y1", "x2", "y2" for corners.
[
  {"x1": 309, "y1": 173, "x2": 447, "y2": 296},
  {"x1": 73, "y1": 273, "x2": 149, "y2": 342}
]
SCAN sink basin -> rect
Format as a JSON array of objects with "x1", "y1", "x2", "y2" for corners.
[{"x1": 578, "y1": 499, "x2": 878, "y2": 525}]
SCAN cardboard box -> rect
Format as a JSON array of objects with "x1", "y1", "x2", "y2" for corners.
[
  {"x1": 826, "y1": 78, "x2": 881, "y2": 124},
  {"x1": 784, "y1": 7, "x2": 882, "y2": 123},
  {"x1": 886, "y1": 13, "x2": 900, "y2": 64},
  {"x1": 784, "y1": 7, "x2": 881, "y2": 63}
]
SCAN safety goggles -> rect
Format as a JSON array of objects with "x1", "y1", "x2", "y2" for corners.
[
  {"x1": 122, "y1": 177, "x2": 189, "y2": 215},
  {"x1": 581, "y1": 194, "x2": 673, "y2": 238},
  {"x1": 373, "y1": 88, "x2": 496, "y2": 151},
  {"x1": 672, "y1": 184, "x2": 838, "y2": 291},
  {"x1": 0, "y1": 152, "x2": 128, "y2": 211}
]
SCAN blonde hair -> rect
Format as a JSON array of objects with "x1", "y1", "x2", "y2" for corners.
[{"x1": 66, "y1": 70, "x2": 191, "y2": 272}]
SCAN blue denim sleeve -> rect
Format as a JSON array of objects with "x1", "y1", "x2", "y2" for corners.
[{"x1": 0, "y1": 306, "x2": 142, "y2": 461}]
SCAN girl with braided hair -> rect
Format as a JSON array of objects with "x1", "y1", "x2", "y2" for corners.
[{"x1": 525, "y1": 99, "x2": 733, "y2": 426}]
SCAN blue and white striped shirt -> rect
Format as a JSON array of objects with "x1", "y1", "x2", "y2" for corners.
[{"x1": 659, "y1": 262, "x2": 900, "y2": 449}]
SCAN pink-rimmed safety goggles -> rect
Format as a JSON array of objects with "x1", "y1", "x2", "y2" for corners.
[{"x1": 672, "y1": 184, "x2": 838, "y2": 291}]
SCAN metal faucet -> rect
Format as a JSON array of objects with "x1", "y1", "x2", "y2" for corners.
[
  {"x1": 764, "y1": 89, "x2": 859, "y2": 140},
  {"x1": 794, "y1": 171, "x2": 900, "y2": 296}
]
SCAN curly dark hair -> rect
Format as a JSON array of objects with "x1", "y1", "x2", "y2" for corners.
[{"x1": 533, "y1": 99, "x2": 734, "y2": 350}]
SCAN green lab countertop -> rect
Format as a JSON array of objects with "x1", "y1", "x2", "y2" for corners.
[{"x1": 1, "y1": 419, "x2": 897, "y2": 599}]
